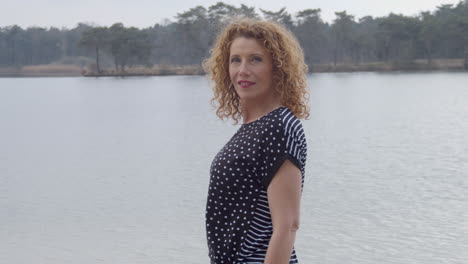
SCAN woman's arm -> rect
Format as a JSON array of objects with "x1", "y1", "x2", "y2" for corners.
[{"x1": 264, "y1": 159, "x2": 302, "y2": 264}]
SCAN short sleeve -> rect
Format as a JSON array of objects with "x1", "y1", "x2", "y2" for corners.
[{"x1": 256, "y1": 112, "x2": 307, "y2": 189}]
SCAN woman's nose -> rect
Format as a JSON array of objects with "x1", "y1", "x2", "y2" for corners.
[{"x1": 238, "y1": 61, "x2": 250, "y2": 76}]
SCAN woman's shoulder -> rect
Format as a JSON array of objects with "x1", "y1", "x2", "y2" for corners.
[{"x1": 276, "y1": 107, "x2": 305, "y2": 135}]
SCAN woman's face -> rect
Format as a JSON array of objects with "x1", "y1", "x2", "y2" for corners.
[{"x1": 229, "y1": 37, "x2": 275, "y2": 103}]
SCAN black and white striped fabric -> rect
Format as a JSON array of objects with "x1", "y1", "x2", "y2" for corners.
[{"x1": 206, "y1": 106, "x2": 307, "y2": 264}]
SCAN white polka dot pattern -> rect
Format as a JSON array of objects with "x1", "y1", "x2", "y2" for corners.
[{"x1": 205, "y1": 107, "x2": 307, "y2": 264}]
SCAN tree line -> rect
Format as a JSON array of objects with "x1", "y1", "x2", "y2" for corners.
[{"x1": 1, "y1": 1, "x2": 468, "y2": 71}]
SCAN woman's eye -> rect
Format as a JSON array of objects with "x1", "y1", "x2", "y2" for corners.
[
  {"x1": 252, "y1": 56, "x2": 262, "y2": 62},
  {"x1": 230, "y1": 57, "x2": 240, "y2": 63}
]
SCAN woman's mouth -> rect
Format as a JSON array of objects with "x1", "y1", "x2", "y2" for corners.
[{"x1": 238, "y1": 81, "x2": 256, "y2": 88}]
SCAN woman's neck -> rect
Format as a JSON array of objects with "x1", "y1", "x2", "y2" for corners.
[{"x1": 240, "y1": 98, "x2": 283, "y2": 124}]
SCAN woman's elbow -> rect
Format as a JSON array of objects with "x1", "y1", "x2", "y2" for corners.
[
  {"x1": 291, "y1": 218, "x2": 300, "y2": 232},
  {"x1": 274, "y1": 217, "x2": 300, "y2": 233}
]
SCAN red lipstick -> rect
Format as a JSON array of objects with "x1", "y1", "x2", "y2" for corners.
[{"x1": 238, "y1": 80, "x2": 255, "y2": 88}]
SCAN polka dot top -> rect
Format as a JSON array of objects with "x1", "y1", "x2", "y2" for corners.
[{"x1": 205, "y1": 106, "x2": 307, "y2": 264}]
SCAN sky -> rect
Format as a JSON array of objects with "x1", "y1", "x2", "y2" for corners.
[{"x1": 0, "y1": 0, "x2": 464, "y2": 29}]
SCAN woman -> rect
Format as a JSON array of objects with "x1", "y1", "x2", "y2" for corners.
[{"x1": 203, "y1": 18, "x2": 310, "y2": 264}]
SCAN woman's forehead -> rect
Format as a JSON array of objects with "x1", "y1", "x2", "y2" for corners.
[{"x1": 229, "y1": 37, "x2": 267, "y2": 55}]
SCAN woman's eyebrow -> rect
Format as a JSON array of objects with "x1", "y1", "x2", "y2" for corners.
[{"x1": 229, "y1": 53, "x2": 264, "y2": 58}]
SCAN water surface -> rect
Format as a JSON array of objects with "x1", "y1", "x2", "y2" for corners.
[{"x1": 1, "y1": 72, "x2": 467, "y2": 264}]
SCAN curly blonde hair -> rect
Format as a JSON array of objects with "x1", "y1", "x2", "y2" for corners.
[{"x1": 203, "y1": 18, "x2": 310, "y2": 124}]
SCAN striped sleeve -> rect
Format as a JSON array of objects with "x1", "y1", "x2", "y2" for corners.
[{"x1": 257, "y1": 109, "x2": 307, "y2": 189}]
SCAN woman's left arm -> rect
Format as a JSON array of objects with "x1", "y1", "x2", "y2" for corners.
[{"x1": 264, "y1": 159, "x2": 302, "y2": 264}]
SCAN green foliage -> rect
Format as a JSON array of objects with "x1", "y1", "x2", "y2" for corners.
[
  {"x1": 295, "y1": 9, "x2": 330, "y2": 65},
  {"x1": 331, "y1": 11, "x2": 357, "y2": 64},
  {"x1": 79, "y1": 24, "x2": 152, "y2": 72},
  {"x1": 260, "y1": 7, "x2": 293, "y2": 29},
  {"x1": 1, "y1": 1, "x2": 468, "y2": 69},
  {"x1": 375, "y1": 14, "x2": 421, "y2": 62},
  {"x1": 80, "y1": 26, "x2": 108, "y2": 72}
]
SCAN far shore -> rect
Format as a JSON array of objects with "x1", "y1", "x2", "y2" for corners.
[{"x1": 1, "y1": 59, "x2": 466, "y2": 77}]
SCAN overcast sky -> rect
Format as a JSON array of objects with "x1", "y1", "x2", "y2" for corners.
[{"x1": 0, "y1": 0, "x2": 463, "y2": 29}]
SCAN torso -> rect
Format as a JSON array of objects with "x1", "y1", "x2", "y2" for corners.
[{"x1": 205, "y1": 106, "x2": 306, "y2": 264}]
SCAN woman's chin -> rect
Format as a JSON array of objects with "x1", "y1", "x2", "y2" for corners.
[{"x1": 237, "y1": 92, "x2": 262, "y2": 101}]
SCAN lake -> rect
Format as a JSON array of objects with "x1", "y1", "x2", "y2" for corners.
[{"x1": 1, "y1": 72, "x2": 467, "y2": 264}]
